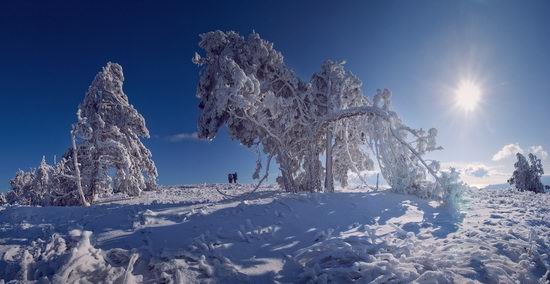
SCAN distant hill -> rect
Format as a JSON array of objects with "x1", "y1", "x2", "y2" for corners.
[
  {"x1": 483, "y1": 183, "x2": 511, "y2": 190},
  {"x1": 483, "y1": 175, "x2": 550, "y2": 190}
]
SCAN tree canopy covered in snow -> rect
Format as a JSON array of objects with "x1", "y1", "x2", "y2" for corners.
[
  {"x1": 4, "y1": 63, "x2": 158, "y2": 206},
  {"x1": 69, "y1": 62, "x2": 158, "y2": 201},
  {"x1": 193, "y1": 31, "x2": 457, "y2": 201},
  {"x1": 508, "y1": 153, "x2": 545, "y2": 193}
]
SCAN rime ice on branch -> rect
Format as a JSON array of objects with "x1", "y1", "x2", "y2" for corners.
[{"x1": 193, "y1": 31, "x2": 459, "y2": 201}]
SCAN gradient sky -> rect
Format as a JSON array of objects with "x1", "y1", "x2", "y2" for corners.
[{"x1": 1, "y1": 0, "x2": 549, "y2": 190}]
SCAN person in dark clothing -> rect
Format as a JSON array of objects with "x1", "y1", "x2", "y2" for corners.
[
  {"x1": 233, "y1": 172, "x2": 238, "y2": 184},
  {"x1": 228, "y1": 173, "x2": 234, "y2": 184}
]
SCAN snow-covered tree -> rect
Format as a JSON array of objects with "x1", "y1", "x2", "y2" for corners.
[
  {"x1": 361, "y1": 89, "x2": 443, "y2": 197},
  {"x1": 69, "y1": 62, "x2": 158, "y2": 202},
  {"x1": 302, "y1": 87, "x2": 444, "y2": 197},
  {"x1": 508, "y1": 153, "x2": 545, "y2": 193},
  {"x1": 6, "y1": 63, "x2": 158, "y2": 206},
  {"x1": 193, "y1": 31, "x2": 312, "y2": 192},
  {"x1": 193, "y1": 31, "x2": 457, "y2": 201},
  {"x1": 7, "y1": 168, "x2": 37, "y2": 205},
  {"x1": 5, "y1": 157, "x2": 85, "y2": 206},
  {"x1": 5, "y1": 157, "x2": 56, "y2": 206},
  {"x1": 308, "y1": 60, "x2": 373, "y2": 192},
  {"x1": 193, "y1": 32, "x2": 380, "y2": 193}
]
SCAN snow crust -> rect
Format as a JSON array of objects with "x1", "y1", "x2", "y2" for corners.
[{"x1": 1, "y1": 185, "x2": 548, "y2": 283}]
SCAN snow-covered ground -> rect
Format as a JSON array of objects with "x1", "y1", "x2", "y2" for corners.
[{"x1": 0, "y1": 184, "x2": 549, "y2": 283}]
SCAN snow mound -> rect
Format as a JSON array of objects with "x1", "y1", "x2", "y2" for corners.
[
  {"x1": 2, "y1": 229, "x2": 249, "y2": 283},
  {"x1": 2, "y1": 230, "x2": 130, "y2": 283}
]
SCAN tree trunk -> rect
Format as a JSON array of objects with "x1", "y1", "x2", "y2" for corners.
[
  {"x1": 305, "y1": 144, "x2": 322, "y2": 192},
  {"x1": 280, "y1": 168, "x2": 295, "y2": 192},
  {"x1": 325, "y1": 129, "x2": 334, "y2": 192},
  {"x1": 71, "y1": 130, "x2": 90, "y2": 207},
  {"x1": 278, "y1": 151, "x2": 296, "y2": 192}
]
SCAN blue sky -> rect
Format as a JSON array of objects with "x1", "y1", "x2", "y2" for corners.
[{"x1": 1, "y1": 0, "x2": 549, "y2": 189}]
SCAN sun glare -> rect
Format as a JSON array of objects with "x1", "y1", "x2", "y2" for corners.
[{"x1": 455, "y1": 81, "x2": 481, "y2": 112}]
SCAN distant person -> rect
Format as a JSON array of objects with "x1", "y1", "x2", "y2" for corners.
[
  {"x1": 228, "y1": 173, "x2": 234, "y2": 184},
  {"x1": 233, "y1": 172, "x2": 238, "y2": 184}
]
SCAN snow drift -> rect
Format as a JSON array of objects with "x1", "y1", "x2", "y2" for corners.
[{"x1": 1, "y1": 184, "x2": 548, "y2": 283}]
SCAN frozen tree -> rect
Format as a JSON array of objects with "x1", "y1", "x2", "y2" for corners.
[
  {"x1": 508, "y1": 153, "x2": 545, "y2": 193},
  {"x1": 5, "y1": 157, "x2": 85, "y2": 206},
  {"x1": 5, "y1": 157, "x2": 54, "y2": 206},
  {"x1": 6, "y1": 63, "x2": 158, "y2": 206},
  {"x1": 361, "y1": 89, "x2": 443, "y2": 198},
  {"x1": 308, "y1": 60, "x2": 374, "y2": 192},
  {"x1": 508, "y1": 153, "x2": 530, "y2": 192},
  {"x1": 7, "y1": 168, "x2": 37, "y2": 205},
  {"x1": 69, "y1": 62, "x2": 158, "y2": 202},
  {"x1": 304, "y1": 88, "x2": 445, "y2": 198},
  {"x1": 194, "y1": 31, "x2": 458, "y2": 201},
  {"x1": 193, "y1": 31, "x2": 313, "y2": 192},
  {"x1": 30, "y1": 157, "x2": 51, "y2": 203},
  {"x1": 193, "y1": 32, "x2": 382, "y2": 193}
]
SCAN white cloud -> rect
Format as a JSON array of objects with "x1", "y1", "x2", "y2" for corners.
[
  {"x1": 444, "y1": 162, "x2": 493, "y2": 178},
  {"x1": 492, "y1": 143, "x2": 548, "y2": 162},
  {"x1": 529, "y1": 145, "x2": 548, "y2": 160},
  {"x1": 464, "y1": 165, "x2": 490, "y2": 178},
  {"x1": 440, "y1": 161, "x2": 509, "y2": 187},
  {"x1": 166, "y1": 132, "x2": 200, "y2": 142},
  {"x1": 492, "y1": 143, "x2": 523, "y2": 161}
]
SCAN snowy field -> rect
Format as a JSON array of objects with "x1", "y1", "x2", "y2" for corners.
[{"x1": 1, "y1": 185, "x2": 549, "y2": 283}]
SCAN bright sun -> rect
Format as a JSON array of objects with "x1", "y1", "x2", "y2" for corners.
[{"x1": 455, "y1": 81, "x2": 481, "y2": 112}]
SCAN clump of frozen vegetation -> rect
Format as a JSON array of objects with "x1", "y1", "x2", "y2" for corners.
[
  {"x1": 508, "y1": 153, "x2": 546, "y2": 193},
  {"x1": 5, "y1": 157, "x2": 85, "y2": 206},
  {"x1": 193, "y1": 30, "x2": 460, "y2": 202},
  {"x1": 2, "y1": 229, "x2": 139, "y2": 283},
  {"x1": 5, "y1": 63, "x2": 157, "y2": 206}
]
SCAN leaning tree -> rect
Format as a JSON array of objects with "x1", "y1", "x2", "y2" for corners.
[
  {"x1": 193, "y1": 31, "x2": 457, "y2": 201},
  {"x1": 193, "y1": 31, "x2": 313, "y2": 192}
]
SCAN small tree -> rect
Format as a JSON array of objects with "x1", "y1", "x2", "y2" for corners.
[
  {"x1": 69, "y1": 62, "x2": 158, "y2": 202},
  {"x1": 508, "y1": 153, "x2": 545, "y2": 193},
  {"x1": 6, "y1": 63, "x2": 158, "y2": 206},
  {"x1": 7, "y1": 168, "x2": 36, "y2": 205},
  {"x1": 6, "y1": 157, "x2": 85, "y2": 206}
]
